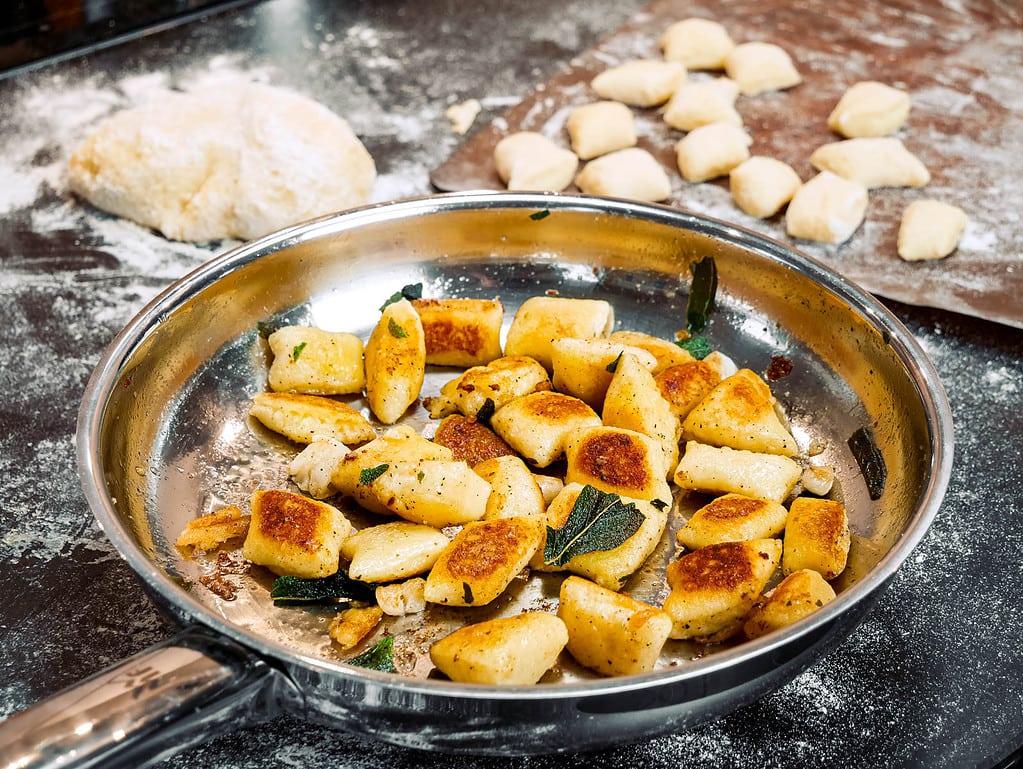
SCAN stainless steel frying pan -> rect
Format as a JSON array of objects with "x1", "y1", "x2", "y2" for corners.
[{"x1": 0, "y1": 192, "x2": 953, "y2": 768}]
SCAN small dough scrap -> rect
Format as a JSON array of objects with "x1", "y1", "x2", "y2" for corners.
[
  {"x1": 730, "y1": 156, "x2": 802, "y2": 218},
  {"x1": 494, "y1": 132, "x2": 579, "y2": 192},
  {"x1": 675, "y1": 122, "x2": 752, "y2": 182},
  {"x1": 660, "y1": 18, "x2": 735, "y2": 70},
  {"x1": 785, "y1": 171, "x2": 868, "y2": 245},
  {"x1": 566, "y1": 101, "x2": 637, "y2": 160},
  {"x1": 897, "y1": 200, "x2": 968, "y2": 261},
  {"x1": 445, "y1": 98, "x2": 481, "y2": 135},
  {"x1": 724, "y1": 42, "x2": 801, "y2": 96},
  {"x1": 810, "y1": 137, "x2": 929, "y2": 189},
  {"x1": 576, "y1": 148, "x2": 672, "y2": 202},
  {"x1": 828, "y1": 81, "x2": 911, "y2": 138},
  {"x1": 591, "y1": 60, "x2": 686, "y2": 108},
  {"x1": 663, "y1": 77, "x2": 742, "y2": 131},
  {"x1": 68, "y1": 82, "x2": 375, "y2": 242}
]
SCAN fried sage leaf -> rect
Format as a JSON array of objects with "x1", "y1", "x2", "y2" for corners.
[
  {"x1": 380, "y1": 282, "x2": 424, "y2": 311},
  {"x1": 543, "y1": 484, "x2": 645, "y2": 567},
  {"x1": 271, "y1": 570, "x2": 376, "y2": 605},
  {"x1": 347, "y1": 635, "x2": 397, "y2": 672},
  {"x1": 686, "y1": 256, "x2": 717, "y2": 334},
  {"x1": 848, "y1": 426, "x2": 887, "y2": 500}
]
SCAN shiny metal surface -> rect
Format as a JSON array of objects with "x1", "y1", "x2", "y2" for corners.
[{"x1": 67, "y1": 192, "x2": 952, "y2": 757}]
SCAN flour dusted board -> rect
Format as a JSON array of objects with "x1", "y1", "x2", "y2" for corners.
[{"x1": 430, "y1": 0, "x2": 1023, "y2": 329}]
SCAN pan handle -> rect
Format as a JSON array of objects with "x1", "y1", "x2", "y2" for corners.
[{"x1": 0, "y1": 626, "x2": 301, "y2": 769}]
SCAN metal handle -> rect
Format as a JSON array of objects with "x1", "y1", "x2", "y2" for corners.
[{"x1": 0, "y1": 627, "x2": 300, "y2": 769}]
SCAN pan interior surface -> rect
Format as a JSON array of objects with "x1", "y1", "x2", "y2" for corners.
[{"x1": 83, "y1": 193, "x2": 948, "y2": 740}]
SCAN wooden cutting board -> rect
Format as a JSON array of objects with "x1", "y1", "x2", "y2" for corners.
[{"x1": 431, "y1": 0, "x2": 1023, "y2": 329}]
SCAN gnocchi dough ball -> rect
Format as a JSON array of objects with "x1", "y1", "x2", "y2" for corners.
[
  {"x1": 729, "y1": 156, "x2": 802, "y2": 218},
  {"x1": 575, "y1": 147, "x2": 673, "y2": 202},
  {"x1": 810, "y1": 137, "x2": 929, "y2": 189},
  {"x1": 724, "y1": 42, "x2": 801, "y2": 95},
  {"x1": 663, "y1": 77, "x2": 742, "y2": 131},
  {"x1": 566, "y1": 101, "x2": 637, "y2": 160},
  {"x1": 660, "y1": 18, "x2": 735, "y2": 70},
  {"x1": 590, "y1": 59, "x2": 686, "y2": 107},
  {"x1": 675, "y1": 122, "x2": 752, "y2": 182},
  {"x1": 494, "y1": 131, "x2": 579, "y2": 191},
  {"x1": 897, "y1": 200, "x2": 968, "y2": 261},
  {"x1": 785, "y1": 171, "x2": 868, "y2": 244},
  {"x1": 828, "y1": 81, "x2": 911, "y2": 138}
]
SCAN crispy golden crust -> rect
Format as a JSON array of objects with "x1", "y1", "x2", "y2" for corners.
[
  {"x1": 655, "y1": 360, "x2": 720, "y2": 417},
  {"x1": 525, "y1": 391, "x2": 599, "y2": 420},
  {"x1": 571, "y1": 430, "x2": 651, "y2": 490},
  {"x1": 254, "y1": 490, "x2": 323, "y2": 552},
  {"x1": 175, "y1": 505, "x2": 251, "y2": 555},
  {"x1": 412, "y1": 297, "x2": 503, "y2": 366},
  {"x1": 442, "y1": 518, "x2": 538, "y2": 581},
  {"x1": 698, "y1": 494, "x2": 768, "y2": 522},
  {"x1": 433, "y1": 414, "x2": 516, "y2": 466},
  {"x1": 667, "y1": 540, "x2": 766, "y2": 593}
]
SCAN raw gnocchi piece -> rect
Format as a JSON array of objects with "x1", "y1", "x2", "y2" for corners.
[
  {"x1": 429, "y1": 612, "x2": 568, "y2": 685},
  {"x1": 490, "y1": 391, "x2": 602, "y2": 467},
  {"x1": 827, "y1": 81, "x2": 911, "y2": 139},
  {"x1": 411, "y1": 297, "x2": 504, "y2": 367},
  {"x1": 328, "y1": 606, "x2": 383, "y2": 651},
  {"x1": 663, "y1": 77, "x2": 742, "y2": 132},
  {"x1": 602, "y1": 352, "x2": 681, "y2": 476},
  {"x1": 249, "y1": 391, "x2": 375, "y2": 445},
  {"x1": 674, "y1": 441, "x2": 801, "y2": 502},
  {"x1": 590, "y1": 59, "x2": 686, "y2": 107},
  {"x1": 897, "y1": 200, "x2": 968, "y2": 261},
  {"x1": 366, "y1": 459, "x2": 492, "y2": 528},
  {"x1": 654, "y1": 360, "x2": 722, "y2": 419},
  {"x1": 743, "y1": 568, "x2": 836, "y2": 639},
  {"x1": 551, "y1": 337, "x2": 657, "y2": 410},
  {"x1": 566, "y1": 101, "x2": 637, "y2": 160},
  {"x1": 575, "y1": 147, "x2": 673, "y2": 202},
  {"x1": 662, "y1": 538, "x2": 782, "y2": 642},
  {"x1": 340, "y1": 521, "x2": 450, "y2": 583},
  {"x1": 810, "y1": 137, "x2": 929, "y2": 189},
  {"x1": 267, "y1": 326, "x2": 365, "y2": 395},
  {"x1": 558, "y1": 576, "x2": 673, "y2": 676},
  {"x1": 724, "y1": 42, "x2": 801, "y2": 95},
  {"x1": 474, "y1": 455, "x2": 547, "y2": 520},
  {"x1": 782, "y1": 497, "x2": 850, "y2": 579},
  {"x1": 660, "y1": 18, "x2": 735, "y2": 70},
  {"x1": 534, "y1": 483, "x2": 668, "y2": 591},
  {"x1": 426, "y1": 355, "x2": 552, "y2": 418},
  {"x1": 785, "y1": 171, "x2": 868, "y2": 245},
  {"x1": 676, "y1": 493, "x2": 789, "y2": 549},
  {"x1": 607, "y1": 330, "x2": 695, "y2": 374},
  {"x1": 176, "y1": 505, "x2": 250, "y2": 555},
  {"x1": 332, "y1": 425, "x2": 452, "y2": 514},
  {"x1": 729, "y1": 156, "x2": 802, "y2": 218},
  {"x1": 564, "y1": 426, "x2": 672, "y2": 503},
  {"x1": 431, "y1": 413, "x2": 516, "y2": 466},
  {"x1": 494, "y1": 131, "x2": 579, "y2": 192},
  {"x1": 424, "y1": 516, "x2": 545, "y2": 606},
  {"x1": 241, "y1": 489, "x2": 351, "y2": 578},
  {"x1": 364, "y1": 298, "x2": 426, "y2": 424},
  {"x1": 675, "y1": 122, "x2": 752, "y2": 182},
  {"x1": 375, "y1": 578, "x2": 427, "y2": 616},
  {"x1": 681, "y1": 368, "x2": 798, "y2": 456},
  {"x1": 505, "y1": 296, "x2": 614, "y2": 371}
]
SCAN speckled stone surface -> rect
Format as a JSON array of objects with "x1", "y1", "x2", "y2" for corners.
[{"x1": 0, "y1": 2, "x2": 1021, "y2": 768}]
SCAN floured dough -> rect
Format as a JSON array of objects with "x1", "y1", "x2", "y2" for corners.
[
  {"x1": 675, "y1": 122, "x2": 752, "y2": 182},
  {"x1": 810, "y1": 137, "x2": 929, "y2": 188},
  {"x1": 591, "y1": 60, "x2": 686, "y2": 107},
  {"x1": 660, "y1": 18, "x2": 735, "y2": 70},
  {"x1": 897, "y1": 200, "x2": 968, "y2": 261},
  {"x1": 566, "y1": 101, "x2": 637, "y2": 160},
  {"x1": 785, "y1": 171, "x2": 868, "y2": 244},
  {"x1": 68, "y1": 82, "x2": 376, "y2": 242},
  {"x1": 575, "y1": 148, "x2": 672, "y2": 202},
  {"x1": 663, "y1": 77, "x2": 742, "y2": 131},
  {"x1": 494, "y1": 132, "x2": 579, "y2": 191},
  {"x1": 828, "y1": 81, "x2": 911, "y2": 138},
  {"x1": 730, "y1": 156, "x2": 802, "y2": 218},
  {"x1": 725, "y1": 42, "x2": 802, "y2": 95}
]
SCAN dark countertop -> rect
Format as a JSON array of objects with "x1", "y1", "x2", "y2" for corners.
[{"x1": 1, "y1": 1, "x2": 1021, "y2": 768}]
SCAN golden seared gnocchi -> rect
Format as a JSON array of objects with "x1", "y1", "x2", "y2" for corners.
[
  {"x1": 411, "y1": 297, "x2": 504, "y2": 367},
  {"x1": 267, "y1": 326, "x2": 365, "y2": 395},
  {"x1": 558, "y1": 576, "x2": 672, "y2": 676},
  {"x1": 654, "y1": 359, "x2": 722, "y2": 419},
  {"x1": 329, "y1": 606, "x2": 383, "y2": 650},
  {"x1": 674, "y1": 441, "x2": 802, "y2": 502},
  {"x1": 504, "y1": 296, "x2": 614, "y2": 371},
  {"x1": 676, "y1": 493, "x2": 789, "y2": 550},
  {"x1": 551, "y1": 337, "x2": 657, "y2": 410},
  {"x1": 490, "y1": 391, "x2": 602, "y2": 467},
  {"x1": 607, "y1": 330, "x2": 695, "y2": 373},
  {"x1": 474, "y1": 455, "x2": 547, "y2": 520},
  {"x1": 782, "y1": 497, "x2": 851, "y2": 579},
  {"x1": 564, "y1": 425, "x2": 671, "y2": 502},
  {"x1": 429, "y1": 612, "x2": 568, "y2": 685},
  {"x1": 431, "y1": 413, "x2": 516, "y2": 467},
  {"x1": 364, "y1": 298, "x2": 426, "y2": 424},
  {"x1": 743, "y1": 569, "x2": 836, "y2": 639},
  {"x1": 249, "y1": 391, "x2": 375, "y2": 445},
  {"x1": 425, "y1": 355, "x2": 551, "y2": 419},
  {"x1": 175, "y1": 505, "x2": 250, "y2": 555}
]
